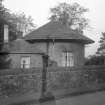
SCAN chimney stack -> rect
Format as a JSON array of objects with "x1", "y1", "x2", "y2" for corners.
[{"x1": 4, "y1": 24, "x2": 9, "y2": 43}]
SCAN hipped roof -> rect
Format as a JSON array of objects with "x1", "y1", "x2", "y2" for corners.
[
  {"x1": 2, "y1": 39, "x2": 45, "y2": 55},
  {"x1": 25, "y1": 21, "x2": 94, "y2": 44}
]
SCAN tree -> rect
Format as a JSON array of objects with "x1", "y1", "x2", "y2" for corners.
[
  {"x1": 0, "y1": 0, "x2": 36, "y2": 45},
  {"x1": 84, "y1": 55, "x2": 105, "y2": 83},
  {"x1": 97, "y1": 32, "x2": 105, "y2": 55},
  {"x1": 0, "y1": 0, "x2": 18, "y2": 44},
  {"x1": 0, "y1": 0, "x2": 13, "y2": 69},
  {"x1": 6, "y1": 12, "x2": 36, "y2": 35},
  {"x1": 0, "y1": 0, "x2": 35, "y2": 68},
  {"x1": 85, "y1": 55, "x2": 105, "y2": 65},
  {"x1": 0, "y1": 1, "x2": 35, "y2": 42},
  {"x1": 50, "y1": 2, "x2": 89, "y2": 32}
]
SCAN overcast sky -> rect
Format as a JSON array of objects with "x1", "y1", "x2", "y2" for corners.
[{"x1": 3, "y1": 0, "x2": 105, "y2": 57}]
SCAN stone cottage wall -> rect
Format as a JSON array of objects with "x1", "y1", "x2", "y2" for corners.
[
  {"x1": 32, "y1": 42, "x2": 85, "y2": 66},
  {"x1": 8, "y1": 41, "x2": 85, "y2": 68},
  {"x1": 9, "y1": 54, "x2": 43, "y2": 68}
]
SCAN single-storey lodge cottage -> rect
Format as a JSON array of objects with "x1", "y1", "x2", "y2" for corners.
[
  {"x1": 24, "y1": 21, "x2": 94, "y2": 67},
  {"x1": 2, "y1": 21, "x2": 94, "y2": 68}
]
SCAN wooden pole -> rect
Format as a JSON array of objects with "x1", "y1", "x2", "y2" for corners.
[
  {"x1": 41, "y1": 55, "x2": 48, "y2": 97},
  {"x1": 39, "y1": 54, "x2": 56, "y2": 104}
]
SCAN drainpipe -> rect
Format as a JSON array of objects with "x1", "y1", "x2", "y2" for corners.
[
  {"x1": 46, "y1": 37, "x2": 55, "y2": 66},
  {"x1": 46, "y1": 36, "x2": 50, "y2": 66},
  {"x1": 41, "y1": 54, "x2": 48, "y2": 96}
]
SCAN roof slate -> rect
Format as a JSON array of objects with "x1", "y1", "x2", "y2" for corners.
[{"x1": 24, "y1": 21, "x2": 94, "y2": 44}]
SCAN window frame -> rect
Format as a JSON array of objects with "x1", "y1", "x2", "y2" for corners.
[
  {"x1": 62, "y1": 51, "x2": 74, "y2": 67},
  {"x1": 21, "y1": 56, "x2": 31, "y2": 69}
]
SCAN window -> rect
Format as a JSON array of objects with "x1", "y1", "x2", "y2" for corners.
[
  {"x1": 62, "y1": 52, "x2": 74, "y2": 67},
  {"x1": 21, "y1": 56, "x2": 30, "y2": 68}
]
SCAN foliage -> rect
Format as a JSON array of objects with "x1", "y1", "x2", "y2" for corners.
[
  {"x1": 85, "y1": 55, "x2": 105, "y2": 83},
  {"x1": 6, "y1": 12, "x2": 36, "y2": 35},
  {"x1": 0, "y1": 54, "x2": 11, "y2": 69},
  {"x1": 85, "y1": 32, "x2": 105, "y2": 66},
  {"x1": 0, "y1": 74, "x2": 40, "y2": 96},
  {"x1": 50, "y1": 2, "x2": 89, "y2": 32},
  {"x1": 85, "y1": 55, "x2": 105, "y2": 65},
  {"x1": 48, "y1": 71, "x2": 87, "y2": 90},
  {"x1": 97, "y1": 32, "x2": 105, "y2": 55},
  {"x1": 0, "y1": 0, "x2": 35, "y2": 69},
  {"x1": 0, "y1": 1, "x2": 35, "y2": 42},
  {"x1": 0, "y1": 67, "x2": 105, "y2": 97},
  {"x1": 85, "y1": 32, "x2": 105, "y2": 65},
  {"x1": 0, "y1": 1, "x2": 15, "y2": 68}
]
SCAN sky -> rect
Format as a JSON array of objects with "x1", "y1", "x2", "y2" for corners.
[{"x1": 3, "y1": 0, "x2": 105, "y2": 57}]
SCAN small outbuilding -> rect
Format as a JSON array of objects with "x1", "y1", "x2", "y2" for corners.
[{"x1": 2, "y1": 39, "x2": 45, "y2": 68}]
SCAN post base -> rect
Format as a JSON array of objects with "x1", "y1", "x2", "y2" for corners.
[{"x1": 38, "y1": 91, "x2": 56, "y2": 104}]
